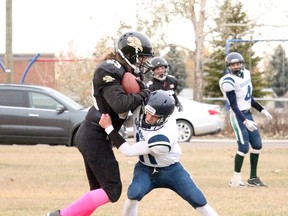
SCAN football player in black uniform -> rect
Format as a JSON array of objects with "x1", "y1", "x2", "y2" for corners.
[
  {"x1": 147, "y1": 57, "x2": 183, "y2": 111},
  {"x1": 47, "y1": 31, "x2": 154, "y2": 216}
]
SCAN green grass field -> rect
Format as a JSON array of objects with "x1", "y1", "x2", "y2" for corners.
[{"x1": 0, "y1": 141, "x2": 287, "y2": 216}]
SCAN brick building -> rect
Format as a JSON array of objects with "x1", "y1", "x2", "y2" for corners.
[{"x1": 0, "y1": 53, "x2": 56, "y2": 89}]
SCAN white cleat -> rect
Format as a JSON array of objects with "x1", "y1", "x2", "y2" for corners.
[{"x1": 229, "y1": 177, "x2": 246, "y2": 188}]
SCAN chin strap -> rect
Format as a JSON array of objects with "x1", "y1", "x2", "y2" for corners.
[{"x1": 235, "y1": 70, "x2": 244, "y2": 78}]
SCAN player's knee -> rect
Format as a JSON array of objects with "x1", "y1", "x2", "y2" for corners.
[
  {"x1": 238, "y1": 145, "x2": 249, "y2": 154},
  {"x1": 108, "y1": 183, "x2": 122, "y2": 203},
  {"x1": 190, "y1": 197, "x2": 207, "y2": 209},
  {"x1": 251, "y1": 148, "x2": 261, "y2": 154},
  {"x1": 251, "y1": 143, "x2": 262, "y2": 151},
  {"x1": 237, "y1": 150, "x2": 248, "y2": 156},
  {"x1": 127, "y1": 184, "x2": 145, "y2": 201}
]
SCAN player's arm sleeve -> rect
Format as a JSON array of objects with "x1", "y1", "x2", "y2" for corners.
[
  {"x1": 166, "y1": 76, "x2": 181, "y2": 106},
  {"x1": 220, "y1": 76, "x2": 246, "y2": 122},
  {"x1": 105, "y1": 125, "x2": 126, "y2": 148},
  {"x1": 94, "y1": 65, "x2": 149, "y2": 114},
  {"x1": 101, "y1": 81, "x2": 149, "y2": 113},
  {"x1": 119, "y1": 141, "x2": 150, "y2": 157},
  {"x1": 170, "y1": 75, "x2": 178, "y2": 89},
  {"x1": 105, "y1": 125, "x2": 150, "y2": 156},
  {"x1": 173, "y1": 94, "x2": 181, "y2": 107},
  {"x1": 251, "y1": 97, "x2": 264, "y2": 112},
  {"x1": 147, "y1": 134, "x2": 171, "y2": 154},
  {"x1": 226, "y1": 91, "x2": 246, "y2": 123}
]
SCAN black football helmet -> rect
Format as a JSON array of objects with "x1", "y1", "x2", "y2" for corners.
[
  {"x1": 225, "y1": 52, "x2": 245, "y2": 77},
  {"x1": 150, "y1": 57, "x2": 169, "y2": 81},
  {"x1": 116, "y1": 31, "x2": 154, "y2": 74},
  {"x1": 141, "y1": 90, "x2": 175, "y2": 130}
]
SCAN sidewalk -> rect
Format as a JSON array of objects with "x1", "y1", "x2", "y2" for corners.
[{"x1": 188, "y1": 138, "x2": 288, "y2": 145}]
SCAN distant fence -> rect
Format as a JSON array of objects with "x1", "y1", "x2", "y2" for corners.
[{"x1": 204, "y1": 97, "x2": 287, "y2": 139}]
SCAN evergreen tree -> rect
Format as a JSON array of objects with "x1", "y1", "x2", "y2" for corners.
[
  {"x1": 269, "y1": 45, "x2": 288, "y2": 97},
  {"x1": 204, "y1": 0, "x2": 266, "y2": 98}
]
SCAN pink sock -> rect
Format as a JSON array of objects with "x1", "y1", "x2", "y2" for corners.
[{"x1": 60, "y1": 188, "x2": 109, "y2": 216}]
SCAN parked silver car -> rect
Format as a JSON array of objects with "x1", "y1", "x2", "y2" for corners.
[
  {"x1": 125, "y1": 96, "x2": 224, "y2": 142},
  {"x1": 175, "y1": 96, "x2": 224, "y2": 142}
]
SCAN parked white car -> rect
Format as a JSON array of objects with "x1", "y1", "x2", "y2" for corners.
[
  {"x1": 174, "y1": 96, "x2": 224, "y2": 142},
  {"x1": 125, "y1": 96, "x2": 224, "y2": 142}
]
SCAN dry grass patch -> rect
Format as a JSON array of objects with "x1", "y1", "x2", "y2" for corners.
[{"x1": 0, "y1": 142, "x2": 287, "y2": 216}]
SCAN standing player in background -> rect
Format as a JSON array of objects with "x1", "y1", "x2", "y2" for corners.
[
  {"x1": 47, "y1": 31, "x2": 153, "y2": 216},
  {"x1": 219, "y1": 52, "x2": 272, "y2": 188},
  {"x1": 147, "y1": 56, "x2": 183, "y2": 112},
  {"x1": 100, "y1": 90, "x2": 218, "y2": 216}
]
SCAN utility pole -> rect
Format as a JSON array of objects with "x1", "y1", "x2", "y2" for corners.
[{"x1": 5, "y1": 0, "x2": 13, "y2": 83}]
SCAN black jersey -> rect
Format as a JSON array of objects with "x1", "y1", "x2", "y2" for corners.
[
  {"x1": 148, "y1": 75, "x2": 178, "y2": 92},
  {"x1": 86, "y1": 59, "x2": 146, "y2": 131},
  {"x1": 147, "y1": 75, "x2": 181, "y2": 107}
]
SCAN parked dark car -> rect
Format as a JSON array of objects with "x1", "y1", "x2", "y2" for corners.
[{"x1": 0, "y1": 84, "x2": 89, "y2": 146}]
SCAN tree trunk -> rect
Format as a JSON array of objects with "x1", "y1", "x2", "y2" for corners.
[{"x1": 189, "y1": 0, "x2": 206, "y2": 102}]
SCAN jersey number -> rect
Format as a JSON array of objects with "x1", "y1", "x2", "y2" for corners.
[
  {"x1": 245, "y1": 85, "x2": 252, "y2": 101},
  {"x1": 106, "y1": 59, "x2": 122, "y2": 69},
  {"x1": 139, "y1": 154, "x2": 157, "y2": 165},
  {"x1": 136, "y1": 133, "x2": 158, "y2": 165}
]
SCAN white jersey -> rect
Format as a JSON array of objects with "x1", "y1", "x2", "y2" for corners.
[
  {"x1": 132, "y1": 106, "x2": 181, "y2": 167},
  {"x1": 219, "y1": 69, "x2": 253, "y2": 111}
]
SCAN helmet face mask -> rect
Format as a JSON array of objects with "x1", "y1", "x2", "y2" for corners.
[
  {"x1": 136, "y1": 57, "x2": 152, "y2": 74},
  {"x1": 225, "y1": 52, "x2": 245, "y2": 77},
  {"x1": 150, "y1": 57, "x2": 169, "y2": 81},
  {"x1": 116, "y1": 31, "x2": 154, "y2": 74},
  {"x1": 140, "y1": 90, "x2": 175, "y2": 131}
]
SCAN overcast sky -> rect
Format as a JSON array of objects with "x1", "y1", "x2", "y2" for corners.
[{"x1": 1, "y1": 0, "x2": 288, "y2": 57}]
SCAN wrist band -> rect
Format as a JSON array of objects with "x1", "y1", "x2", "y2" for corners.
[{"x1": 108, "y1": 129, "x2": 126, "y2": 148}]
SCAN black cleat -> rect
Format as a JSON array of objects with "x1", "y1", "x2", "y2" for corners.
[{"x1": 247, "y1": 177, "x2": 267, "y2": 187}]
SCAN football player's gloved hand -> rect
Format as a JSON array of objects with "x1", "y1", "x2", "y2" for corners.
[
  {"x1": 137, "y1": 89, "x2": 151, "y2": 100},
  {"x1": 243, "y1": 119, "x2": 258, "y2": 132},
  {"x1": 177, "y1": 103, "x2": 184, "y2": 112},
  {"x1": 135, "y1": 77, "x2": 148, "y2": 90},
  {"x1": 261, "y1": 109, "x2": 272, "y2": 121}
]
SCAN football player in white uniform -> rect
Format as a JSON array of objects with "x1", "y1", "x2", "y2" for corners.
[
  {"x1": 219, "y1": 52, "x2": 272, "y2": 188},
  {"x1": 100, "y1": 90, "x2": 218, "y2": 216}
]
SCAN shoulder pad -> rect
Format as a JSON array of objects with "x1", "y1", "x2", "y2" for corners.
[
  {"x1": 99, "y1": 60, "x2": 126, "y2": 77},
  {"x1": 93, "y1": 60, "x2": 126, "y2": 89},
  {"x1": 220, "y1": 75, "x2": 235, "y2": 92},
  {"x1": 148, "y1": 134, "x2": 171, "y2": 154},
  {"x1": 167, "y1": 75, "x2": 178, "y2": 83}
]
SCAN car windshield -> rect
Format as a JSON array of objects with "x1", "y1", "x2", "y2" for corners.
[{"x1": 47, "y1": 88, "x2": 85, "y2": 110}]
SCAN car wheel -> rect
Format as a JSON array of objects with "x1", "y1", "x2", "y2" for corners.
[
  {"x1": 177, "y1": 119, "x2": 193, "y2": 142},
  {"x1": 71, "y1": 133, "x2": 77, "y2": 146},
  {"x1": 71, "y1": 128, "x2": 80, "y2": 147}
]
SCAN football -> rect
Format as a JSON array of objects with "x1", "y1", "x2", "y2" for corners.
[{"x1": 121, "y1": 72, "x2": 141, "y2": 94}]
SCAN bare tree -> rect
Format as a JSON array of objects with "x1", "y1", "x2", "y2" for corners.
[
  {"x1": 56, "y1": 0, "x2": 210, "y2": 104},
  {"x1": 56, "y1": 42, "x2": 98, "y2": 106},
  {"x1": 188, "y1": 0, "x2": 207, "y2": 101},
  {"x1": 134, "y1": 0, "x2": 208, "y2": 101}
]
